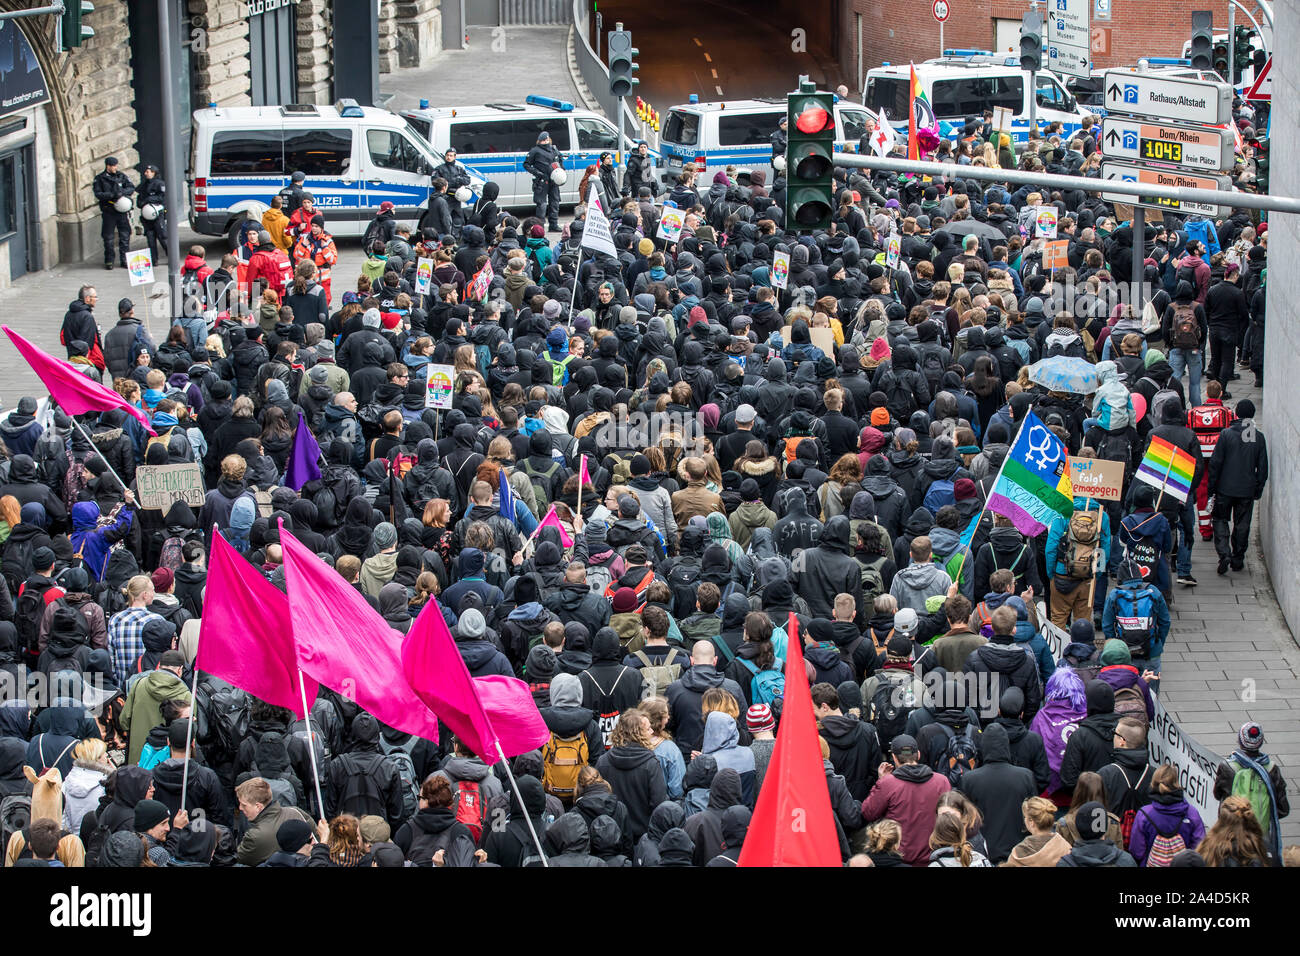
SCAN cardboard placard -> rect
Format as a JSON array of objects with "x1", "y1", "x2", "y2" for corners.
[
  {"x1": 1043, "y1": 239, "x2": 1069, "y2": 270},
  {"x1": 425, "y1": 363, "x2": 455, "y2": 410},
  {"x1": 126, "y1": 249, "x2": 155, "y2": 286},
  {"x1": 782, "y1": 325, "x2": 836, "y2": 355},
  {"x1": 770, "y1": 251, "x2": 790, "y2": 289},
  {"x1": 656, "y1": 206, "x2": 684, "y2": 243},
  {"x1": 1035, "y1": 207, "x2": 1059, "y2": 239},
  {"x1": 135, "y1": 463, "x2": 205, "y2": 510},
  {"x1": 1067, "y1": 456, "x2": 1124, "y2": 501}
]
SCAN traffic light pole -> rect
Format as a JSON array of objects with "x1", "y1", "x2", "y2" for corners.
[
  {"x1": 157, "y1": 0, "x2": 182, "y2": 305},
  {"x1": 1029, "y1": 70, "x2": 1037, "y2": 133},
  {"x1": 0, "y1": 3, "x2": 65, "y2": 21},
  {"x1": 1228, "y1": 4, "x2": 1235, "y2": 88}
]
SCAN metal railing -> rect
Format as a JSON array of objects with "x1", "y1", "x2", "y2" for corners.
[{"x1": 499, "y1": 0, "x2": 569, "y2": 25}]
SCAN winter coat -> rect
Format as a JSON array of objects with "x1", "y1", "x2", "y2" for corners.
[
  {"x1": 819, "y1": 713, "x2": 882, "y2": 803},
  {"x1": 889, "y1": 560, "x2": 951, "y2": 615},
  {"x1": 1056, "y1": 838, "x2": 1137, "y2": 867},
  {"x1": 1129, "y1": 790, "x2": 1205, "y2": 865},
  {"x1": 860, "y1": 762, "x2": 952, "y2": 866},
  {"x1": 120, "y1": 669, "x2": 191, "y2": 764},
  {"x1": 595, "y1": 744, "x2": 667, "y2": 842},
  {"x1": 955, "y1": 723, "x2": 1038, "y2": 863},
  {"x1": 795, "y1": 516, "x2": 863, "y2": 621},
  {"x1": 1208, "y1": 419, "x2": 1268, "y2": 500},
  {"x1": 964, "y1": 636, "x2": 1043, "y2": 723},
  {"x1": 665, "y1": 664, "x2": 745, "y2": 761}
]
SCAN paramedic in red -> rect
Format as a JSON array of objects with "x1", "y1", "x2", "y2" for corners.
[{"x1": 1187, "y1": 381, "x2": 1235, "y2": 540}]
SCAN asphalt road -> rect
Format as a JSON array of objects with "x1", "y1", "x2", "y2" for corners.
[{"x1": 591, "y1": 0, "x2": 844, "y2": 110}]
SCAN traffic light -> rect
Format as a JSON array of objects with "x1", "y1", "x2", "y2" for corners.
[
  {"x1": 785, "y1": 82, "x2": 835, "y2": 231},
  {"x1": 1212, "y1": 39, "x2": 1229, "y2": 79},
  {"x1": 1233, "y1": 26, "x2": 1253, "y2": 84},
  {"x1": 1019, "y1": 11, "x2": 1042, "y2": 74},
  {"x1": 1254, "y1": 138, "x2": 1269, "y2": 193},
  {"x1": 1189, "y1": 10, "x2": 1213, "y2": 71},
  {"x1": 61, "y1": 0, "x2": 94, "y2": 50},
  {"x1": 608, "y1": 27, "x2": 638, "y2": 99}
]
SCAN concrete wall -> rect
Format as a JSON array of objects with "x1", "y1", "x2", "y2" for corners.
[{"x1": 1261, "y1": 0, "x2": 1299, "y2": 634}]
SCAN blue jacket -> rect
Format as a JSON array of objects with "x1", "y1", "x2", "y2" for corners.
[
  {"x1": 1118, "y1": 509, "x2": 1172, "y2": 596},
  {"x1": 69, "y1": 501, "x2": 135, "y2": 581},
  {"x1": 1101, "y1": 576, "x2": 1170, "y2": 659},
  {"x1": 1044, "y1": 499, "x2": 1112, "y2": 580}
]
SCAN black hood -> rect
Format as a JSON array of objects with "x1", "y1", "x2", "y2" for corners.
[
  {"x1": 682, "y1": 752, "x2": 718, "y2": 792},
  {"x1": 980, "y1": 721, "x2": 1012, "y2": 763},
  {"x1": 820, "y1": 515, "x2": 851, "y2": 554},
  {"x1": 707, "y1": 767, "x2": 744, "y2": 810},
  {"x1": 646, "y1": 800, "x2": 686, "y2": 842}
]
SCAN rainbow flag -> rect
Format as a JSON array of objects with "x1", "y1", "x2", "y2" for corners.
[
  {"x1": 1135, "y1": 435, "x2": 1196, "y2": 503},
  {"x1": 907, "y1": 63, "x2": 935, "y2": 161},
  {"x1": 986, "y1": 411, "x2": 1075, "y2": 537}
]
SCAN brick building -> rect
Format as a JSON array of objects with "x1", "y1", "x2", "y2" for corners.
[
  {"x1": 0, "y1": 0, "x2": 441, "y2": 285},
  {"x1": 836, "y1": 0, "x2": 1244, "y2": 93}
]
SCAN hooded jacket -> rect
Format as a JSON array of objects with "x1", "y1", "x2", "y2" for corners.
[
  {"x1": 541, "y1": 812, "x2": 606, "y2": 867},
  {"x1": 860, "y1": 760, "x2": 952, "y2": 866},
  {"x1": 120, "y1": 669, "x2": 191, "y2": 764},
  {"x1": 818, "y1": 711, "x2": 883, "y2": 803},
  {"x1": 889, "y1": 558, "x2": 951, "y2": 615},
  {"x1": 796, "y1": 515, "x2": 863, "y2": 621},
  {"x1": 683, "y1": 767, "x2": 744, "y2": 866},
  {"x1": 595, "y1": 743, "x2": 667, "y2": 842},
  {"x1": 1056, "y1": 836, "x2": 1137, "y2": 867},
  {"x1": 1128, "y1": 788, "x2": 1206, "y2": 865},
  {"x1": 664, "y1": 663, "x2": 745, "y2": 761},
  {"x1": 578, "y1": 631, "x2": 645, "y2": 746},
  {"x1": 964, "y1": 634, "x2": 1043, "y2": 723},
  {"x1": 954, "y1": 723, "x2": 1037, "y2": 862}
]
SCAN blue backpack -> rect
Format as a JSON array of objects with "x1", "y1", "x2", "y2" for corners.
[
  {"x1": 739, "y1": 657, "x2": 785, "y2": 706},
  {"x1": 138, "y1": 741, "x2": 169, "y2": 771},
  {"x1": 923, "y1": 478, "x2": 956, "y2": 514},
  {"x1": 1113, "y1": 584, "x2": 1157, "y2": 658}
]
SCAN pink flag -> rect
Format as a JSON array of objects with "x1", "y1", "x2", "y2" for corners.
[
  {"x1": 534, "y1": 504, "x2": 573, "y2": 548},
  {"x1": 401, "y1": 598, "x2": 549, "y2": 762},
  {"x1": 579, "y1": 454, "x2": 591, "y2": 489},
  {"x1": 197, "y1": 531, "x2": 317, "y2": 718},
  {"x1": 279, "y1": 523, "x2": 441, "y2": 740},
  {"x1": 4, "y1": 326, "x2": 156, "y2": 435}
]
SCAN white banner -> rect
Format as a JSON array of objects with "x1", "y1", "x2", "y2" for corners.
[
  {"x1": 580, "y1": 200, "x2": 618, "y2": 259},
  {"x1": 1038, "y1": 614, "x2": 1221, "y2": 826}
]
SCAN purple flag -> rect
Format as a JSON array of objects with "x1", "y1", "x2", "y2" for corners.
[{"x1": 284, "y1": 412, "x2": 322, "y2": 490}]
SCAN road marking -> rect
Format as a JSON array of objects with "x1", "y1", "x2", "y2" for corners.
[
  {"x1": 703, "y1": 52, "x2": 711, "y2": 62},
  {"x1": 711, "y1": 68, "x2": 718, "y2": 78},
  {"x1": 693, "y1": 36, "x2": 702, "y2": 46},
  {"x1": 715, "y1": 85, "x2": 724, "y2": 96}
]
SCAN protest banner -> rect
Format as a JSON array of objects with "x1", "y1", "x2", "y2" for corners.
[
  {"x1": 425, "y1": 364, "x2": 455, "y2": 410},
  {"x1": 1067, "y1": 456, "x2": 1124, "y2": 501},
  {"x1": 656, "y1": 206, "x2": 684, "y2": 243},
  {"x1": 414, "y1": 257, "x2": 434, "y2": 295},
  {"x1": 126, "y1": 249, "x2": 155, "y2": 286},
  {"x1": 135, "y1": 462, "x2": 204, "y2": 509},
  {"x1": 771, "y1": 251, "x2": 790, "y2": 289}
]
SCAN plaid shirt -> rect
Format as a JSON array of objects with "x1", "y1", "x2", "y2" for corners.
[{"x1": 107, "y1": 607, "x2": 162, "y2": 687}]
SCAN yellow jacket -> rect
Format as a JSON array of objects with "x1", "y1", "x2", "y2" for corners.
[{"x1": 262, "y1": 208, "x2": 292, "y2": 252}]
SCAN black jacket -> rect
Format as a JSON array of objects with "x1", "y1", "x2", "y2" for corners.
[
  {"x1": 151, "y1": 756, "x2": 231, "y2": 827},
  {"x1": 955, "y1": 723, "x2": 1038, "y2": 863},
  {"x1": 796, "y1": 515, "x2": 863, "y2": 621},
  {"x1": 1060, "y1": 684, "x2": 1120, "y2": 791},
  {"x1": 578, "y1": 632, "x2": 644, "y2": 746},
  {"x1": 993, "y1": 715, "x2": 1051, "y2": 791},
  {"x1": 92, "y1": 169, "x2": 135, "y2": 212},
  {"x1": 818, "y1": 713, "x2": 882, "y2": 802},
  {"x1": 964, "y1": 637, "x2": 1043, "y2": 723},
  {"x1": 665, "y1": 664, "x2": 746, "y2": 761},
  {"x1": 1209, "y1": 419, "x2": 1268, "y2": 501},
  {"x1": 524, "y1": 142, "x2": 561, "y2": 183},
  {"x1": 595, "y1": 745, "x2": 667, "y2": 842}
]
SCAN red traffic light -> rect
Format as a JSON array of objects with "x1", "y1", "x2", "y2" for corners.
[{"x1": 795, "y1": 104, "x2": 832, "y2": 134}]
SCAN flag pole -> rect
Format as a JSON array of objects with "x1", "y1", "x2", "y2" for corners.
[
  {"x1": 953, "y1": 410, "x2": 1031, "y2": 584},
  {"x1": 576, "y1": 454, "x2": 585, "y2": 519},
  {"x1": 178, "y1": 662, "x2": 200, "y2": 813},
  {"x1": 1152, "y1": 451, "x2": 1176, "y2": 513},
  {"x1": 298, "y1": 668, "x2": 326, "y2": 821},
  {"x1": 70, "y1": 418, "x2": 130, "y2": 493},
  {"x1": 494, "y1": 740, "x2": 549, "y2": 868},
  {"x1": 568, "y1": 249, "x2": 584, "y2": 318}
]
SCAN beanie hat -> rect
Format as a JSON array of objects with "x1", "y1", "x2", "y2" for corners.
[
  {"x1": 611, "y1": 587, "x2": 640, "y2": 614},
  {"x1": 150, "y1": 567, "x2": 174, "y2": 592},
  {"x1": 869, "y1": 337, "x2": 891, "y2": 362},
  {"x1": 31, "y1": 546, "x2": 55, "y2": 570},
  {"x1": 372, "y1": 522, "x2": 398, "y2": 550},
  {"x1": 381, "y1": 311, "x2": 402, "y2": 330},
  {"x1": 871, "y1": 408, "x2": 891, "y2": 427},
  {"x1": 1099, "y1": 639, "x2": 1131, "y2": 666},
  {"x1": 746, "y1": 704, "x2": 775, "y2": 734},
  {"x1": 1239, "y1": 721, "x2": 1264, "y2": 753},
  {"x1": 1236, "y1": 399, "x2": 1255, "y2": 418},
  {"x1": 525, "y1": 644, "x2": 558, "y2": 683},
  {"x1": 619, "y1": 305, "x2": 638, "y2": 326},
  {"x1": 1144, "y1": 348, "x2": 1165, "y2": 368},
  {"x1": 457, "y1": 608, "x2": 486, "y2": 639},
  {"x1": 276, "y1": 818, "x2": 315, "y2": 853},
  {"x1": 638, "y1": 238, "x2": 655, "y2": 256},
  {"x1": 953, "y1": 478, "x2": 978, "y2": 501},
  {"x1": 358, "y1": 815, "x2": 391, "y2": 844},
  {"x1": 630, "y1": 453, "x2": 652, "y2": 476},
  {"x1": 529, "y1": 224, "x2": 545, "y2": 238},
  {"x1": 1075, "y1": 800, "x2": 1109, "y2": 840},
  {"x1": 316, "y1": 339, "x2": 335, "y2": 358},
  {"x1": 740, "y1": 478, "x2": 760, "y2": 502},
  {"x1": 543, "y1": 299, "x2": 562, "y2": 320},
  {"x1": 893, "y1": 607, "x2": 919, "y2": 637},
  {"x1": 134, "y1": 799, "x2": 170, "y2": 832},
  {"x1": 688, "y1": 306, "x2": 707, "y2": 327}
]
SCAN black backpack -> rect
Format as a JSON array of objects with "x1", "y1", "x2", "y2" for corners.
[
  {"x1": 870, "y1": 672, "x2": 919, "y2": 754},
  {"x1": 333, "y1": 752, "x2": 388, "y2": 818},
  {"x1": 15, "y1": 581, "x2": 54, "y2": 664},
  {"x1": 666, "y1": 559, "x2": 702, "y2": 619},
  {"x1": 919, "y1": 345, "x2": 946, "y2": 394},
  {"x1": 195, "y1": 678, "x2": 251, "y2": 766},
  {"x1": 932, "y1": 722, "x2": 982, "y2": 786}
]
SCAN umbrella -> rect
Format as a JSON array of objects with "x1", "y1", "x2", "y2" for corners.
[
  {"x1": 1028, "y1": 356, "x2": 1099, "y2": 395},
  {"x1": 937, "y1": 219, "x2": 1011, "y2": 243}
]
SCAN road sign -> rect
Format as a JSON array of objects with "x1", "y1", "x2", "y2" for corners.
[
  {"x1": 1103, "y1": 70, "x2": 1232, "y2": 125},
  {"x1": 1245, "y1": 55, "x2": 1271, "y2": 101},
  {"x1": 1094, "y1": 0, "x2": 1111, "y2": 21},
  {"x1": 1099, "y1": 159, "x2": 1232, "y2": 216},
  {"x1": 1100, "y1": 117, "x2": 1233, "y2": 172},
  {"x1": 1047, "y1": 0, "x2": 1090, "y2": 47},
  {"x1": 932, "y1": 0, "x2": 950, "y2": 22},
  {"x1": 1047, "y1": 42, "x2": 1091, "y2": 79}
]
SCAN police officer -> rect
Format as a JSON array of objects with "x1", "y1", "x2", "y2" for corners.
[
  {"x1": 432, "y1": 148, "x2": 472, "y2": 231},
  {"x1": 278, "y1": 170, "x2": 307, "y2": 217},
  {"x1": 92, "y1": 157, "x2": 135, "y2": 270},
  {"x1": 625, "y1": 140, "x2": 654, "y2": 198},
  {"x1": 771, "y1": 116, "x2": 788, "y2": 162},
  {"x1": 524, "y1": 130, "x2": 562, "y2": 233},
  {"x1": 138, "y1": 164, "x2": 167, "y2": 265}
]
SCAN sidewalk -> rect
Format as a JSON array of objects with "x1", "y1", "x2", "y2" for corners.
[{"x1": 1156, "y1": 372, "x2": 1300, "y2": 842}]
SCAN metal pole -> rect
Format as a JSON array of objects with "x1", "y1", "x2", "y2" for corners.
[
  {"x1": 1228, "y1": 4, "x2": 1236, "y2": 89},
  {"x1": 495, "y1": 740, "x2": 549, "y2": 867},
  {"x1": 1132, "y1": 218, "x2": 1145, "y2": 311},
  {"x1": 939, "y1": 21, "x2": 944, "y2": 59},
  {"x1": 157, "y1": 0, "x2": 182, "y2": 326},
  {"x1": 298, "y1": 669, "x2": 326, "y2": 821},
  {"x1": 0, "y1": 3, "x2": 64, "y2": 21},
  {"x1": 857, "y1": 13, "x2": 863, "y2": 97},
  {"x1": 178, "y1": 664, "x2": 200, "y2": 813},
  {"x1": 830, "y1": 152, "x2": 1300, "y2": 215},
  {"x1": 1029, "y1": 69, "x2": 1037, "y2": 134},
  {"x1": 70, "y1": 418, "x2": 129, "y2": 492}
]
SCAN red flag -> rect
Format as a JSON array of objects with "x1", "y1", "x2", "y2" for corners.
[
  {"x1": 738, "y1": 611, "x2": 841, "y2": 867},
  {"x1": 401, "y1": 597, "x2": 549, "y2": 762},
  {"x1": 197, "y1": 531, "x2": 317, "y2": 718},
  {"x1": 4, "y1": 326, "x2": 156, "y2": 435}
]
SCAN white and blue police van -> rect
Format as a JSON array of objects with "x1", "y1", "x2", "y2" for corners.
[
  {"x1": 864, "y1": 53, "x2": 1091, "y2": 146},
  {"x1": 654, "y1": 95, "x2": 875, "y2": 192},
  {"x1": 188, "y1": 99, "x2": 485, "y2": 245},
  {"x1": 399, "y1": 95, "x2": 646, "y2": 209}
]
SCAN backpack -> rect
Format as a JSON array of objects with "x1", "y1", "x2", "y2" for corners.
[
  {"x1": 585, "y1": 559, "x2": 615, "y2": 597},
  {"x1": 920, "y1": 346, "x2": 946, "y2": 393},
  {"x1": 1112, "y1": 684, "x2": 1149, "y2": 726},
  {"x1": 541, "y1": 731, "x2": 590, "y2": 805},
  {"x1": 1147, "y1": 385, "x2": 1181, "y2": 427},
  {"x1": 859, "y1": 556, "x2": 887, "y2": 606},
  {"x1": 739, "y1": 656, "x2": 786, "y2": 706},
  {"x1": 1145, "y1": 823, "x2": 1188, "y2": 867},
  {"x1": 1113, "y1": 585, "x2": 1157, "y2": 658},
  {"x1": 1065, "y1": 508, "x2": 1102, "y2": 579},
  {"x1": 196, "y1": 678, "x2": 251, "y2": 764},
  {"x1": 379, "y1": 736, "x2": 420, "y2": 823},
  {"x1": 1175, "y1": 263, "x2": 1198, "y2": 287},
  {"x1": 605, "y1": 453, "x2": 634, "y2": 487},
  {"x1": 1106, "y1": 762, "x2": 1151, "y2": 849},
  {"x1": 1095, "y1": 428, "x2": 1135, "y2": 480},
  {"x1": 922, "y1": 479, "x2": 955, "y2": 515},
  {"x1": 62, "y1": 449, "x2": 90, "y2": 515},
  {"x1": 634, "y1": 648, "x2": 685, "y2": 698},
  {"x1": 665, "y1": 560, "x2": 702, "y2": 619},
  {"x1": 14, "y1": 582, "x2": 53, "y2": 663},
  {"x1": 180, "y1": 267, "x2": 206, "y2": 312},
  {"x1": 1170, "y1": 303, "x2": 1200, "y2": 350},
  {"x1": 450, "y1": 779, "x2": 486, "y2": 844},
  {"x1": 782, "y1": 434, "x2": 815, "y2": 465},
  {"x1": 518, "y1": 457, "x2": 560, "y2": 511},
  {"x1": 1229, "y1": 753, "x2": 1278, "y2": 843},
  {"x1": 157, "y1": 535, "x2": 186, "y2": 572},
  {"x1": 870, "y1": 672, "x2": 919, "y2": 751},
  {"x1": 138, "y1": 741, "x2": 169, "y2": 771},
  {"x1": 934, "y1": 722, "x2": 982, "y2": 786},
  {"x1": 0, "y1": 795, "x2": 31, "y2": 853},
  {"x1": 548, "y1": 353, "x2": 574, "y2": 387}
]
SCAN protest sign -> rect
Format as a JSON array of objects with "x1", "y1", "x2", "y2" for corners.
[
  {"x1": 135, "y1": 462, "x2": 204, "y2": 509},
  {"x1": 886, "y1": 236, "x2": 901, "y2": 270},
  {"x1": 656, "y1": 206, "x2": 684, "y2": 243},
  {"x1": 425, "y1": 364, "x2": 455, "y2": 410},
  {"x1": 771, "y1": 251, "x2": 790, "y2": 289},
  {"x1": 1043, "y1": 239, "x2": 1070, "y2": 270},
  {"x1": 1067, "y1": 456, "x2": 1124, "y2": 501},
  {"x1": 126, "y1": 249, "x2": 155, "y2": 286},
  {"x1": 1036, "y1": 207, "x2": 1059, "y2": 238},
  {"x1": 414, "y1": 258, "x2": 434, "y2": 295}
]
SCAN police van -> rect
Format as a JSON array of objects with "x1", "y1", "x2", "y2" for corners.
[
  {"x1": 188, "y1": 99, "x2": 486, "y2": 245},
  {"x1": 399, "y1": 95, "x2": 644, "y2": 209},
  {"x1": 655, "y1": 95, "x2": 874, "y2": 193},
  {"x1": 863, "y1": 54, "x2": 1091, "y2": 146}
]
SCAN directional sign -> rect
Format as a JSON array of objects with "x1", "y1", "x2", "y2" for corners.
[
  {"x1": 1100, "y1": 159, "x2": 1232, "y2": 217},
  {"x1": 932, "y1": 0, "x2": 950, "y2": 22},
  {"x1": 1100, "y1": 117, "x2": 1233, "y2": 172},
  {"x1": 1047, "y1": 42, "x2": 1091, "y2": 79},
  {"x1": 1245, "y1": 55, "x2": 1271, "y2": 101},
  {"x1": 1047, "y1": 0, "x2": 1090, "y2": 47},
  {"x1": 1103, "y1": 70, "x2": 1232, "y2": 125}
]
